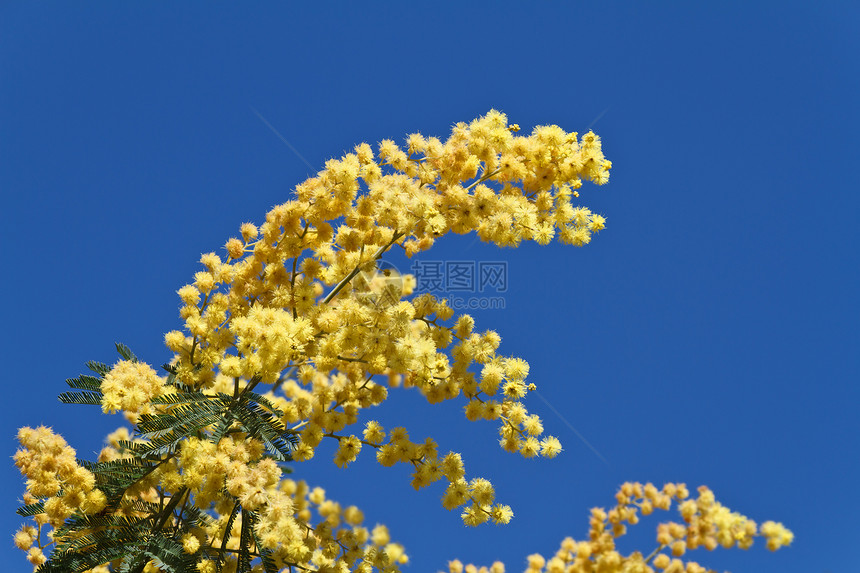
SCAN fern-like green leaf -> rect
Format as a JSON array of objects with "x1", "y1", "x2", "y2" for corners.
[
  {"x1": 55, "y1": 513, "x2": 152, "y2": 540},
  {"x1": 137, "y1": 414, "x2": 223, "y2": 450},
  {"x1": 55, "y1": 520, "x2": 152, "y2": 554},
  {"x1": 16, "y1": 500, "x2": 45, "y2": 517},
  {"x1": 143, "y1": 534, "x2": 196, "y2": 573},
  {"x1": 115, "y1": 342, "x2": 137, "y2": 362},
  {"x1": 149, "y1": 390, "x2": 219, "y2": 406},
  {"x1": 116, "y1": 440, "x2": 146, "y2": 454},
  {"x1": 65, "y1": 374, "x2": 102, "y2": 391},
  {"x1": 174, "y1": 501, "x2": 214, "y2": 529},
  {"x1": 216, "y1": 500, "x2": 242, "y2": 572},
  {"x1": 131, "y1": 396, "x2": 228, "y2": 458},
  {"x1": 77, "y1": 457, "x2": 158, "y2": 500},
  {"x1": 238, "y1": 509, "x2": 253, "y2": 573},
  {"x1": 137, "y1": 401, "x2": 224, "y2": 437},
  {"x1": 251, "y1": 527, "x2": 279, "y2": 573},
  {"x1": 239, "y1": 390, "x2": 284, "y2": 418},
  {"x1": 232, "y1": 399, "x2": 296, "y2": 461},
  {"x1": 58, "y1": 391, "x2": 103, "y2": 406},
  {"x1": 86, "y1": 360, "x2": 111, "y2": 376},
  {"x1": 38, "y1": 531, "x2": 145, "y2": 573}
]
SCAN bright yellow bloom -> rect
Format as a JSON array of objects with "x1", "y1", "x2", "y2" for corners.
[
  {"x1": 100, "y1": 360, "x2": 165, "y2": 415},
  {"x1": 539, "y1": 436, "x2": 563, "y2": 458},
  {"x1": 15, "y1": 112, "x2": 787, "y2": 573}
]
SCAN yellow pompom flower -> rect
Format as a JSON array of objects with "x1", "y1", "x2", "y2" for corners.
[
  {"x1": 13, "y1": 526, "x2": 36, "y2": 550},
  {"x1": 224, "y1": 237, "x2": 244, "y2": 259},
  {"x1": 760, "y1": 520, "x2": 794, "y2": 550},
  {"x1": 539, "y1": 436, "x2": 562, "y2": 458},
  {"x1": 100, "y1": 360, "x2": 165, "y2": 415},
  {"x1": 27, "y1": 547, "x2": 47, "y2": 566},
  {"x1": 490, "y1": 504, "x2": 514, "y2": 525},
  {"x1": 334, "y1": 435, "x2": 362, "y2": 468},
  {"x1": 363, "y1": 421, "x2": 386, "y2": 443},
  {"x1": 181, "y1": 532, "x2": 201, "y2": 554},
  {"x1": 177, "y1": 284, "x2": 201, "y2": 306}
]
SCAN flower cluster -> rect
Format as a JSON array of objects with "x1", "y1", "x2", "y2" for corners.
[
  {"x1": 14, "y1": 426, "x2": 107, "y2": 566},
  {"x1": 100, "y1": 360, "x2": 167, "y2": 420},
  {"x1": 447, "y1": 561, "x2": 505, "y2": 573},
  {"x1": 14, "y1": 112, "x2": 789, "y2": 573},
  {"x1": 159, "y1": 110, "x2": 607, "y2": 518},
  {"x1": 446, "y1": 482, "x2": 793, "y2": 573},
  {"x1": 191, "y1": 480, "x2": 408, "y2": 573}
]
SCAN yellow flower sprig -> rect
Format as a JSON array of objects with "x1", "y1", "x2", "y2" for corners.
[
  {"x1": 446, "y1": 482, "x2": 793, "y2": 573},
  {"x1": 13, "y1": 111, "x2": 786, "y2": 573}
]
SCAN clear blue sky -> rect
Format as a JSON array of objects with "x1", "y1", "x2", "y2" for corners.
[{"x1": 2, "y1": 3, "x2": 858, "y2": 572}]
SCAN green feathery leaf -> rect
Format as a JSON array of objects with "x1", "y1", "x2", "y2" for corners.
[
  {"x1": 217, "y1": 500, "x2": 242, "y2": 572},
  {"x1": 251, "y1": 526, "x2": 280, "y2": 573},
  {"x1": 142, "y1": 533, "x2": 196, "y2": 573},
  {"x1": 38, "y1": 530, "x2": 146, "y2": 573},
  {"x1": 115, "y1": 342, "x2": 138, "y2": 362},
  {"x1": 238, "y1": 509, "x2": 253, "y2": 572},
  {"x1": 58, "y1": 391, "x2": 103, "y2": 406},
  {"x1": 238, "y1": 390, "x2": 285, "y2": 418},
  {"x1": 65, "y1": 374, "x2": 103, "y2": 391},
  {"x1": 77, "y1": 457, "x2": 158, "y2": 501},
  {"x1": 231, "y1": 397, "x2": 296, "y2": 461},
  {"x1": 149, "y1": 390, "x2": 219, "y2": 406},
  {"x1": 86, "y1": 360, "x2": 111, "y2": 376},
  {"x1": 16, "y1": 500, "x2": 45, "y2": 517}
]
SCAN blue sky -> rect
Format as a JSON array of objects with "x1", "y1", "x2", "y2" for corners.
[{"x1": 2, "y1": 2, "x2": 858, "y2": 571}]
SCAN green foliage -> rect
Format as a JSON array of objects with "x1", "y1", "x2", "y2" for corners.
[
  {"x1": 77, "y1": 458, "x2": 159, "y2": 504},
  {"x1": 57, "y1": 391, "x2": 105, "y2": 406},
  {"x1": 115, "y1": 342, "x2": 138, "y2": 363},
  {"x1": 22, "y1": 344, "x2": 299, "y2": 572},
  {"x1": 16, "y1": 501, "x2": 46, "y2": 518},
  {"x1": 59, "y1": 372, "x2": 106, "y2": 406},
  {"x1": 38, "y1": 524, "x2": 201, "y2": 573},
  {"x1": 85, "y1": 361, "x2": 111, "y2": 377}
]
